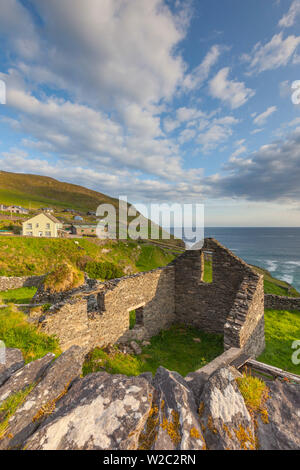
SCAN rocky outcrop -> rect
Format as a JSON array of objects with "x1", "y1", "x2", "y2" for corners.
[
  {"x1": 151, "y1": 367, "x2": 206, "y2": 450},
  {"x1": 0, "y1": 348, "x2": 24, "y2": 387},
  {"x1": 256, "y1": 380, "x2": 300, "y2": 450},
  {"x1": 24, "y1": 373, "x2": 154, "y2": 450},
  {"x1": 0, "y1": 347, "x2": 299, "y2": 451},
  {"x1": 0, "y1": 353, "x2": 55, "y2": 406},
  {"x1": 0, "y1": 346, "x2": 83, "y2": 449},
  {"x1": 198, "y1": 367, "x2": 256, "y2": 450}
]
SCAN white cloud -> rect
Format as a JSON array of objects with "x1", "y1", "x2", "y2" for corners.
[
  {"x1": 1, "y1": 0, "x2": 187, "y2": 109},
  {"x1": 183, "y1": 45, "x2": 223, "y2": 90},
  {"x1": 230, "y1": 146, "x2": 247, "y2": 160},
  {"x1": 253, "y1": 106, "x2": 277, "y2": 126},
  {"x1": 243, "y1": 32, "x2": 300, "y2": 74},
  {"x1": 209, "y1": 67, "x2": 255, "y2": 109},
  {"x1": 279, "y1": 0, "x2": 300, "y2": 28},
  {"x1": 251, "y1": 128, "x2": 264, "y2": 135},
  {"x1": 197, "y1": 115, "x2": 239, "y2": 152}
]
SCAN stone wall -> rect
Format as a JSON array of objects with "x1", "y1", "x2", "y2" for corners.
[
  {"x1": 0, "y1": 275, "x2": 45, "y2": 291},
  {"x1": 172, "y1": 239, "x2": 265, "y2": 356},
  {"x1": 33, "y1": 238, "x2": 265, "y2": 358},
  {"x1": 264, "y1": 294, "x2": 300, "y2": 311},
  {"x1": 224, "y1": 274, "x2": 265, "y2": 356},
  {"x1": 39, "y1": 266, "x2": 175, "y2": 352}
]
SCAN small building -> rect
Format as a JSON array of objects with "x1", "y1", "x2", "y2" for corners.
[
  {"x1": 4, "y1": 205, "x2": 29, "y2": 214},
  {"x1": 41, "y1": 207, "x2": 54, "y2": 213},
  {"x1": 22, "y1": 213, "x2": 63, "y2": 238},
  {"x1": 71, "y1": 224, "x2": 98, "y2": 237},
  {"x1": 0, "y1": 204, "x2": 8, "y2": 211},
  {"x1": 74, "y1": 215, "x2": 83, "y2": 222}
]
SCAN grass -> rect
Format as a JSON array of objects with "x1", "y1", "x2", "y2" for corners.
[
  {"x1": 258, "y1": 309, "x2": 300, "y2": 375},
  {"x1": 0, "y1": 306, "x2": 60, "y2": 363},
  {"x1": 129, "y1": 310, "x2": 136, "y2": 329},
  {"x1": 0, "y1": 287, "x2": 37, "y2": 304},
  {"x1": 83, "y1": 324, "x2": 223, "y2": 377},
  {"x1": 43, "y1": 263, "x2": 84, "y2": 293},
  {"x1": 135, "y1": 245, "x2": 175, "y2": 271},
  {"x1": 0, "y1": 238, "x2": 176, "y2": 277},
  {"x1": 236, "y1": 372, "x2": 268, "y2": 413},
  {"x1": 202, "y1": 258, "x2": 213, "y2": 283},
  {"x1": 251, "y1": 265, "x2": 300, "y2": 297},
  {"x1": 0, "y1": 384, "x2": 35, "y2": 439}
]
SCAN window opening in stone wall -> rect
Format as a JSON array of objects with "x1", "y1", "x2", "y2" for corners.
[
  {"x1": 129, "y1": 306, "x2": 144, "y2": 329},
  {"x1": 202, "y1": 251, "x2": 213, "y2": 283}
]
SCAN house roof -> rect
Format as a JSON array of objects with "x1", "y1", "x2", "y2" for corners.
[{"x1": 23, "y1": 212, "x2": 62, "y2": 225}]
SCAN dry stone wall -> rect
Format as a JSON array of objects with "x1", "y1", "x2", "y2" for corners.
[
  {"x1": 38, "y1": 266, "x2": 175, "y2": 352},
  {"x1": 0, "y1": 275, "x2": 45, "y2": 291},
  {"x1": 264, "y1": 294, "x2": 300, "y2": 311},
  {"x1": 32, "y1": 238, "x2": 265, "y2": 358}
]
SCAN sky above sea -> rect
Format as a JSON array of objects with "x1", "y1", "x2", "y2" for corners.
[{"x1": 0, "y1": 1, "x2": 300, "y2": 226}]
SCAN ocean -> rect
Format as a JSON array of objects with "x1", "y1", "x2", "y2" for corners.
[{"x1": 179, "y1": 227, "x2": 300, "y2": 292}]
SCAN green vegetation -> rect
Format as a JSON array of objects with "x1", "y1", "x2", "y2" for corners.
[
  {"x1": 251, "y1": 265, "x2": 300, "y2": 297},
  {"x1": 0, "y1": 287, "x2": 37, "y2": 304},
  {"x1": 135, "y1": 244, "x2": 175, "y2": 271},
  {"x1": 258, "y1": 309, "x2": 300, "y2": 375},
  {"x1": 85, "y1": 261, "x2": 124, "y2": 280},
  {"x1": 129, "y1": 310, "x2": 136, "y2": 329},
  {"x1": 236, "y1": 372, "x2": 268, "y2": 412},
  {"x1": 83, "y1": 324, "x2": 223, "y2": 377},
  {"x1": 43, "y1": 262, "x2": 84, "y2": 293},
  {"x1": 203, "y1": 257, "x2": 213, "y2": 283},
  {"x1": 0, "y1": 170, "x2": 119, "y2": 213},
  {"x1": 0, "y1": 384, "x2": 35, "y2": 439},
  {"x1": 0, "y1": 237, "x2": 177, "y2": 277},
  {"x1": 0, "y1": 306, "x2": 60, "y2": 363}
]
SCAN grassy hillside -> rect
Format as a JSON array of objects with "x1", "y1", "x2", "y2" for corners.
[
  {"x1": 0, "y1": 171, "x2": 184, "y2": 248},
  {"x1": 0, "y1": 237, "x2": 177, "y2": 277},
  {"x1": 0, "y1": 171, "x2": 119, "y2": 212},
  {"x1": 251, "y1": 265, "x2": 300, "y2": 297}
]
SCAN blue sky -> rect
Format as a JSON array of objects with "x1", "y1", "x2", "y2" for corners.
[{"x1": 0, "y1": 0, "x2": 300, "y2": 226}]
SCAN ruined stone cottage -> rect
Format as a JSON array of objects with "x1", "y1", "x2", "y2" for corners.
[{"x1": 33, "y1": 238, "x2": 265, "y2": 358}]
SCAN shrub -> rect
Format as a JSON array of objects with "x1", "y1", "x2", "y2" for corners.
[
  {"x1": 85, "y1": 261, "x2": 124, "y2": 280},
  {"x1": 43, "y1": 262, "x2": 84, "y2": 293}
]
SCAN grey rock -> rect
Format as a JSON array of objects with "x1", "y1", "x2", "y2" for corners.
[
  {"x1": 0, "y1": 346, "x2": 83, "y2": 449},
  {"x1": 24, "y1": 373, "x2": 154, "y2": 450},
  {"x1": 185, "y1": 348, "x2": 242, "y2": 405},
  {"x1": 199, "y1": 366, "x2": 255, "y2": 450},
  {"x1": 257, "y1": 380, "x2": 300, "y2": 450},
  {"x1": 130, "y1": 341, "x2": 142, "y2": 355},
  {"x1": 0, "y1": 353, "x2": 55, "y2": 405},
  {"x1": 151, "y1": 367, "x2": 206, "y2": 450},
  {"x1": 0, "y1": 348, "x2": 24, "y2": 387}
]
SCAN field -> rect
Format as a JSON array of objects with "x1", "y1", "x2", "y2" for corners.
[{"x1": 258, "y1": 309, "x2": 300, "y2": 375}]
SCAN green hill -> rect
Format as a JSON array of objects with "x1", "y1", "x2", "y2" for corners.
[
  {"x1": 0, "y1": 170, "x2": 184, "y2": 248},
  {"x1": 0, "y1": 170, "x2": 119, "y2": 212}
]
